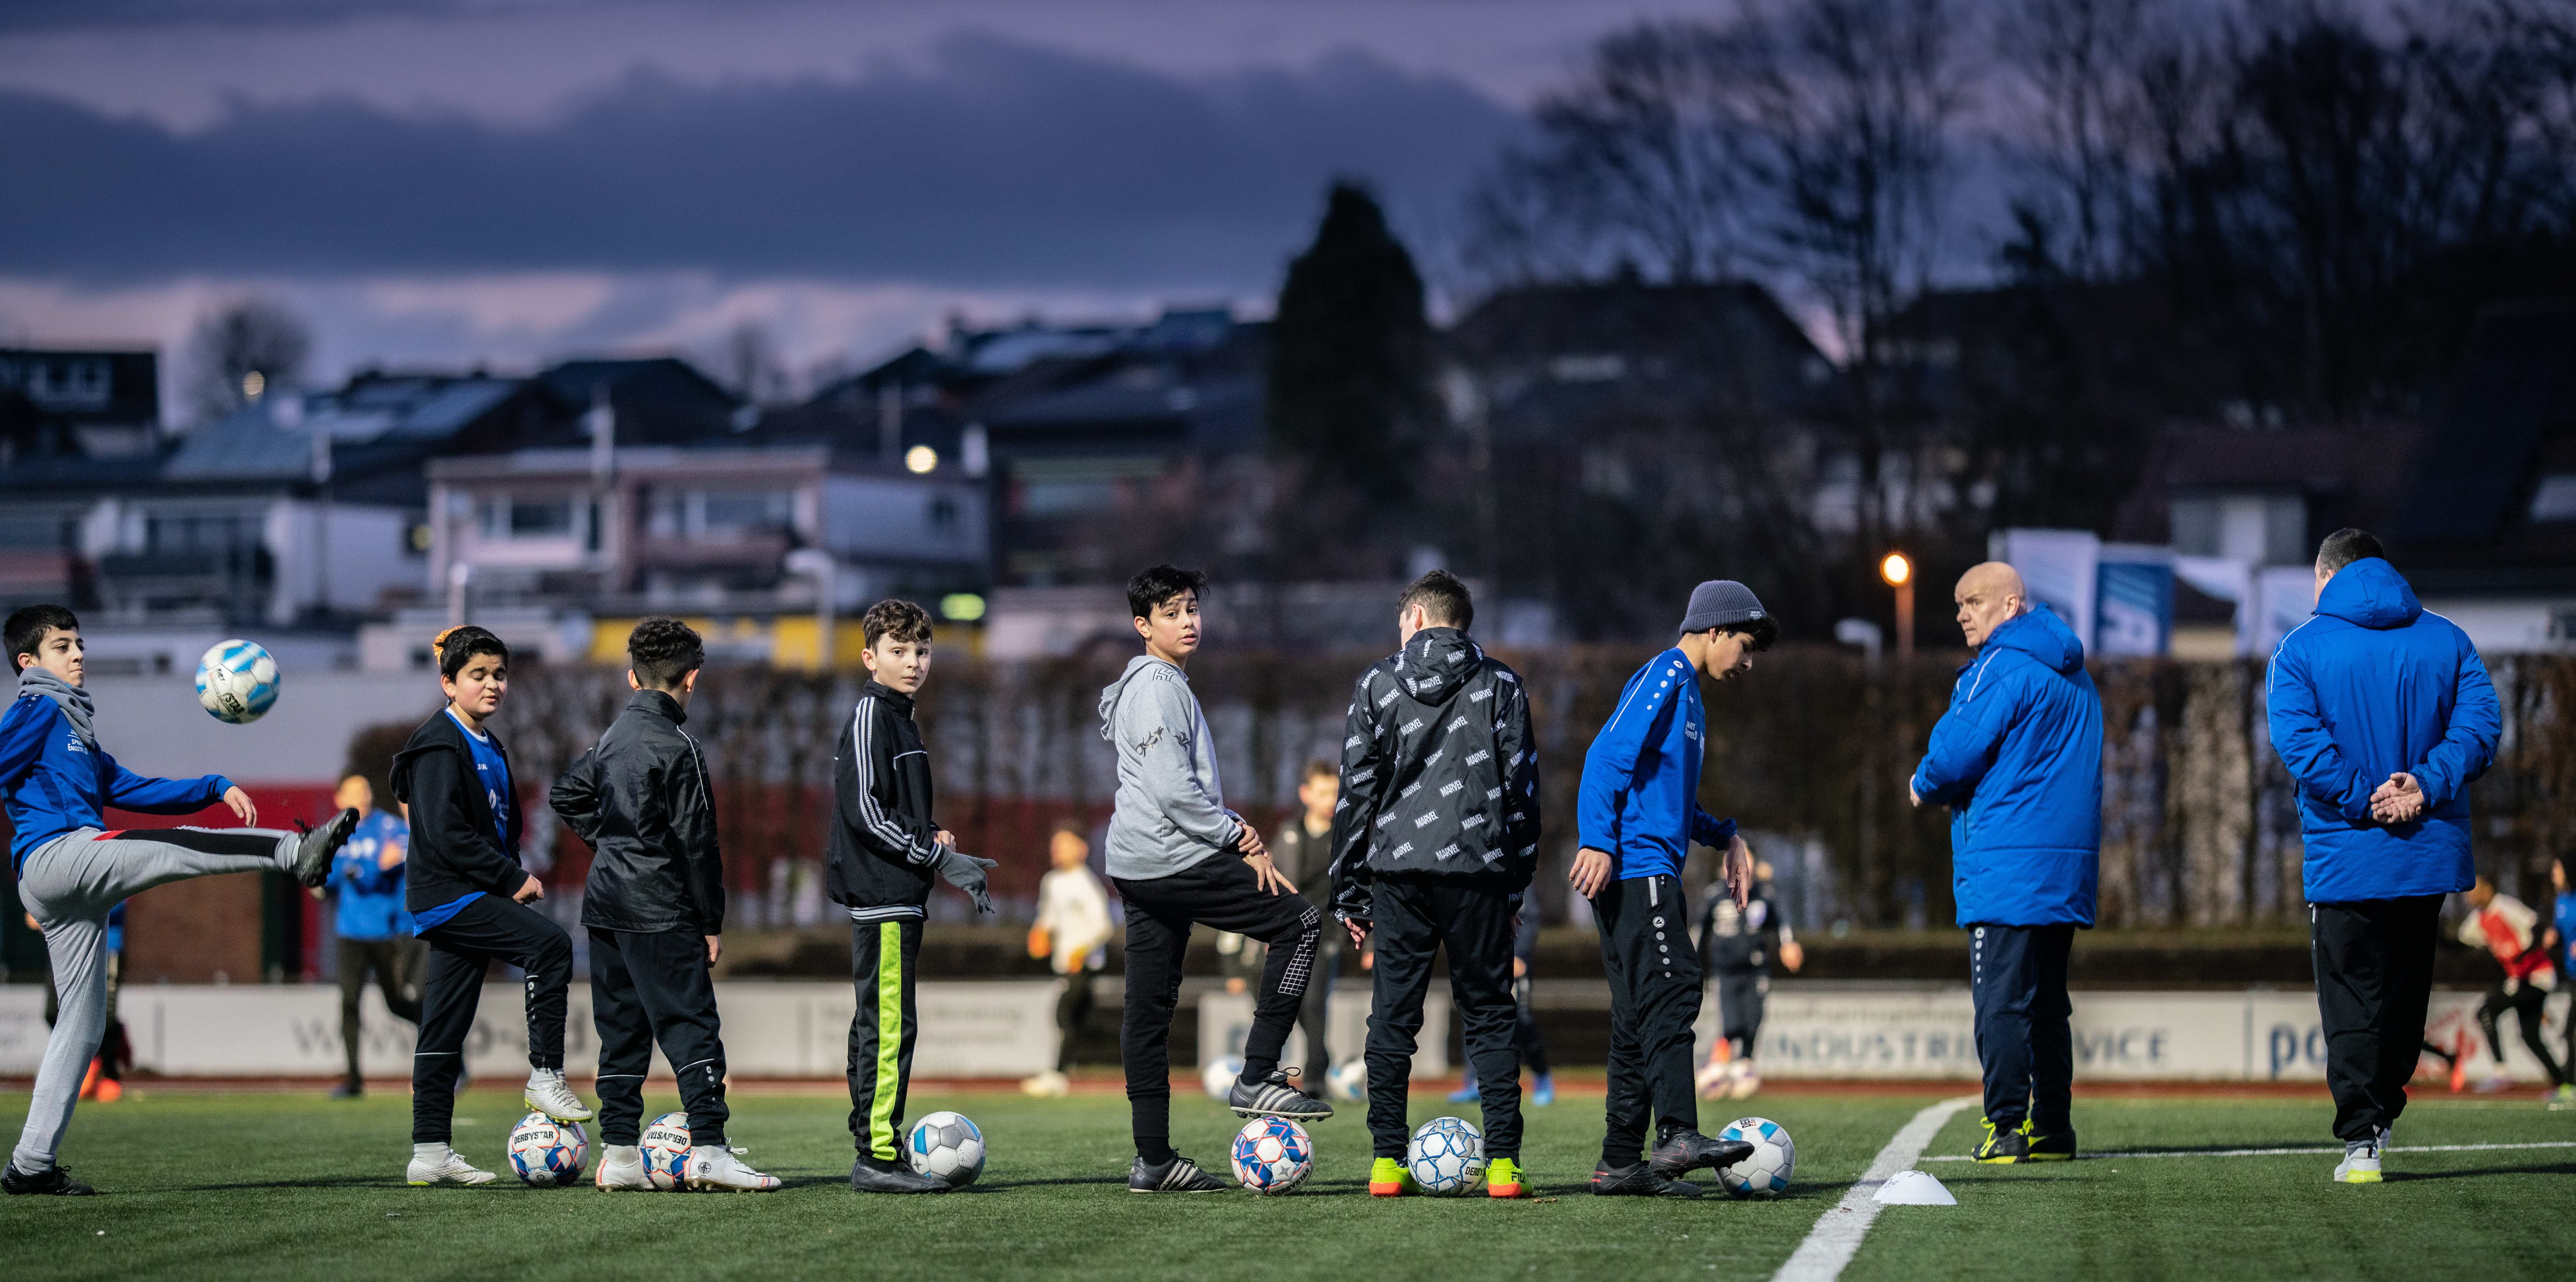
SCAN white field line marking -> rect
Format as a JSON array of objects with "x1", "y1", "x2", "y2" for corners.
[
  {"x1": 1922, "y1": 1139, "x2": 2576, "y2": 1162},
  {"x1": 1771, "y1": 1095, "x2": 1979, "y2": 1282}
]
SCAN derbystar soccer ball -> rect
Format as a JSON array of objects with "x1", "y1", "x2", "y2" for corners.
[
  {"x1": 906, "y1": 1111, "x2": 987, "y2": 1189},
  {"x1": 639, "y1": 1112, "x2": 692, "y2": 1191},
  {"x1": 507, "y1": 1112, "x2": 587, "y2": 1187},
  {"x1": 1202, "y1": 1054, "x2": 1243, "y2": 1101},
  {"x1": 1716, "y1": 1116, "x2": 1796, "y2": 1198},
  {"x1": 1326, "y1": 1059, "x2": 1368, "y2": 1102},
  {"x1": 1406, "y1": 1116, "x2": 1485, "y2": 1196},
  {"x1": 1229, "y1": 1116, "x2": 1313, "y2": 1195},
  {"x1": 195, "y1": 639, "x2": 280, "y2": 724}
]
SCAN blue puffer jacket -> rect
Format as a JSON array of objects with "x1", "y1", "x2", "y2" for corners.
[
  {"x1": 2265, "y1": 558, "x2": 2497, "y2": 903},
  {"x1": 0, "y1": 692, "x2": 233, "y2": 870},
  {"x1": 1911, "y1": 606, "x2": 2103, "y2": 927}
]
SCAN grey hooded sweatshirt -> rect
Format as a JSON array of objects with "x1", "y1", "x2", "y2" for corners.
[{"x1": 1098, "y1": 654, "x2": 1243, "y2": 881}]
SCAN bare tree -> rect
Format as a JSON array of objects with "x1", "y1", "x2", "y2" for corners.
[
  {"x1": 720, "y1": 319, "x2": 788, "y2": 405},
  {"x1": 1735, "y1": 0, "x2": 1971, "y2": 547},
  {"x1": 186, "y1": 298, "x2": 311, "y2": 424},
  {"x1": 1466, "y1": 21, "x2": 1764, "y2": 286},
  {"x1": 2000, "y1": 0, "x2": 2152, "y2": 281}
]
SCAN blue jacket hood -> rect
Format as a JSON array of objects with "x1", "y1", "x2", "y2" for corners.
[
  {"x1": 1985, "y1": 605, "x2": 2085, "y2": 673},
  {"x1": 2314, "y1": 557, "x2": 2421, "y2": 630}
]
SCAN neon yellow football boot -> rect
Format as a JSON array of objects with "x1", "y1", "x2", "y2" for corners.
[
  {"x1": 1369, "y1": 1156, "x2": 1417, "y2": 1197},
  {"x1": 1486, "y1": 1156, "x2": 1528, "y2": 1198}
]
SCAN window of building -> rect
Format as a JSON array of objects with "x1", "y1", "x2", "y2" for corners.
[
  {"x1": 645, "y1": 489, "x2": 793, "y2": 540},
  {"x1": 477, "y1": 496, "x2": 575, "y2": 540}
]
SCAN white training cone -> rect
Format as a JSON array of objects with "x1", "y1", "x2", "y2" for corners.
[{"x1": 1873, "y1": 1170, "x2": 1957, "y2": 1205}]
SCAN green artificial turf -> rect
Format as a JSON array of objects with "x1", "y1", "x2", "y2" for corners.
[
  {"x1": 3, "y1": 1086, "x2": 2571, "y2": 1281},
  {"x1": 1851, "y1": 1097, "x2": 2576, "y2": 1282}
]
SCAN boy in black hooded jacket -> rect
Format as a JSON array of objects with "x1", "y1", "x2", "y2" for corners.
[
  {"x1": 1328, "y1": 571, "x2": 1543, "y2": 1198},
  {"x1": 551, "y1": 617, "x2": 777, "y2": 1192}
]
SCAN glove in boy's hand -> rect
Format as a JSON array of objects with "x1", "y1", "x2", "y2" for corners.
[{"x1": 936, "y1": 845, "x2": 999, "y2": 915}]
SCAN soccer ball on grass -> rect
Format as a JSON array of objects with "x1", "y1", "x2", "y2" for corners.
[
  {"x1": 1406, "y1": 1115, "x2": 1485, "y2": 1195},
  {"x1": 1229, "y1": 1116, "x2": 1313, "y2": 1194},
  {"x1": 1716, "y1": 1115, "x2": 1796, "y2": 1197},
  {"x1": 506, "y1": 1112, "x2": 587, "y2": 1187},
  {"x1": 906, "y1": 1111, "x2": 987, "y2": 1188},
  {"x1": 639, "y1": 1111, "x2": 692, "y2": 1191},
  {"x1": 1325, "y1": 1059, "x2": 1367, "y2": 1102}
]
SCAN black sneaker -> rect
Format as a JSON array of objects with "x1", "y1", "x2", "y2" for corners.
[
  {"x1": 3, "y1": 1163, "x2": 96, "y2": 1196},
  {"x1": 330, "y1": 1079, "x2": 364, "y2": 1100},
  {"x1": 2023, "y1": 1119, "x2": 2076, "y2": 1162},
  {"x1": 1228, "y1": 1068, "x2": 1333, "y2": 1121},
  {"x1": 1128, "y1": 1153, "x2": 1228, "y2": 1193},
  {"x1": 293, "y1": 808, "x2": 360, "y2": 889},
  {"x1": 849, "y1": 1154, "x2": 948, "y2": 1194},
  {"x1": 1972, "y1": 1118, "x2": 2031, "y2": 1164},
  {"x1": 1648, "y1": 1129, "x2": 1755, "y2": 1178},
  {"x1": 1590, "y1": 1160, "x2": 1703, "y2": 1197}
]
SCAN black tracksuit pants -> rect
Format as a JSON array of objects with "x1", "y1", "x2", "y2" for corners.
[
  {"x1": 2312, "y1": 895, "x2": 2442, "y2": 1142},
  {"x1": 411, "y1": 893, "x2": 574, "y2": 1144},
  {"x1": 1514, "y1": 974, "x2": 1549, "y2": 1076},
  {"x1": 1366, "y1": 874, "x2": 1522, "y2": 1160},
  {"x1": 1716, "y1": 969, "x2": 1766, "y2": 1055},
  {"x1": 2477, "y1": 980, "x2": 2569, "y2": 1086},
  {"x1": 1970, "y1": 923, "x2": 2074, "y2": 1134},
  {"x1": 848, "y1": 917, "x2": 923, "y2": 1163},
  {"x1": 591, "y1": 927, "x2": 729, "y2": 1147},
  {"x1": 1297, "y1": 938, "x2": 1342, "y2": 1083},
  {"x1": 1055, "y1": 963, "x2": 1102, "y2": 1073},
  {"x1": 1597, "y1": 873, "x2": 1701, "y2": 1165},
  {"x1": 1115, "y1": 853, "x2": 1321, "y2": 1161},
  {"x1": 337, "y1": 935, "x2": 422, "y2": 1085}
]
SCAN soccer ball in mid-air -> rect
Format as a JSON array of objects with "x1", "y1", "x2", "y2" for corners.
[
  {"x1": 1202, "y1": 1054, "x2": 1243, "y2": 1101},
  {"x1": 1326, "y1": 1059, "x2": 1367, "y2": 1102},
  {"x1": 639, "y1": 1112, "x2": 692, "y2": 1191},
  {"x1": 1716, "y1": 1116, "x2": 1796, "y2": 1198},
  {"x1": 195, "y1": 639, "x2": 280, "y2": 724},
  {"x1": 1406, "y1": 1116, "x2": 1486, "y2": 1196},
  {"x1": 506, "y1": 1112, "x2": 587, "y2": 1187},
  {"x1": 907, "y1": 1111, "x2": 987, "y2": 1189},
  {"x1": 1229, "y1": 1116, "x2": 1313, "y2": 1195}
]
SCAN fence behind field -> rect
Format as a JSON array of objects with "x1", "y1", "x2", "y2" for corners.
[{"x1": 495, "y1": 650, "x2": 2576, "y2": 934}]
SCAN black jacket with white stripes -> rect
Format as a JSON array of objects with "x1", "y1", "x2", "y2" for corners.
[
  {"x1": 824, "y1": 680, "x2": 941, "y2": 923},
  {"x1": 1327, "y1": 626, "x2": 1541, "y2": 924}
]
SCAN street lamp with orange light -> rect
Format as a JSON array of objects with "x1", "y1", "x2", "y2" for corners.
[{"x1": 1880, "y1": 551, "x2": 1914, "y2": 660}]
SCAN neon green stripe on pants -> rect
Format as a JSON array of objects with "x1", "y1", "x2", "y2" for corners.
[{"x1": 870, "y1": 921, "x2": 904, "y2": 1160}]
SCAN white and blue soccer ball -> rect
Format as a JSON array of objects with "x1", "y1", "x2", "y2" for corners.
[
  {"x1": 906, "y1": 1111, "x2": 986, "y2": 1188},
  {"x1": 638, "y1": 1112, "x2": 692, "y2": 1191},
  {"x1": 1326, "y1": 1059, "x2": 1367, "y2": 1102},
  {"x1": 1229, "y1": 1116, "x2": 1314, "y2": 1195},
  {"x1": 1202, "y1": 1054, "x2": 1243, "y2": 1101},
  {"x1": 1406, "y1": 1115, "x2": 1485, "y2": 1196},
  {"x1": 506, "y1": 1112, "x2": 587, "y2": 1187},
  {"x1": 1717, "y1": 1116, "x2": 1796, "y2": 1198},
  {"x1": 195, "y1": 639, "x2": 280, "y2": 725}
]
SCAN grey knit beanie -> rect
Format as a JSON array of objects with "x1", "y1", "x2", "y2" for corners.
[{"x1": 1678, "y1": 580, "x2": 1768, "y2": 634}]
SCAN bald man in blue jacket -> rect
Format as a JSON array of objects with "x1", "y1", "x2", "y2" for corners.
[{"x1": 1911, "y1": 562, "x2": 2102, "y2": 1166}]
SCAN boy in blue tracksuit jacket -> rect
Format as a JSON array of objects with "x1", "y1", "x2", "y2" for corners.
[
  {"x1": 1570, "y1": 580, "x2": 1772, "y2": 1198},
  {"x1": 1910, "y1": 562, "x2": 2102, "y2": 1164},
  {"x1": 1, "y1": 605, "x2": 355, "y2": 1196},
  {"x1": 2264, "y1": 532, "x2": 2500, "y2": 1181}
]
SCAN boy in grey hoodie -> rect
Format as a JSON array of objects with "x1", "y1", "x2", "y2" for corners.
[{"x1": 1103, "y1": 565, "x2": 1330, "y2": 1194}]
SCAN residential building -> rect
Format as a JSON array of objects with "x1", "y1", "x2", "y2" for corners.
[{"x1": 0, "y1": 346, "x2": 160, "y2": 460}]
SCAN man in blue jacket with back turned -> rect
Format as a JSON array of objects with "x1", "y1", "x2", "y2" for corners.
[
  {"x1": 1911, "y1": 561, "x2": 2102, "y2": 1165},
  {"x1": 2267, "y1": 529, "x2": 2499, "y2": 1184}
]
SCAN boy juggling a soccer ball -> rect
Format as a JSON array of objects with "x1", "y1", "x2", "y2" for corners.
[
  {"x1": 829, "y1": 599, "x2": 998, "y2": 1194},
  {"x1": 1571, "y1": 581, "x2": 1770, "y2": 1197},
  {"x1": 551, "y1": 617, "x2": 778, "y2": 1192},
  {"x1": 2, "y1": 606, "x2": 358, "y2": 1196},
  {"x1": 1103, "y1": 565, "x2": 1330, "y2": 1195}
]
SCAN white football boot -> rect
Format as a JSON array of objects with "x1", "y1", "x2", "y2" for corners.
[
  {"x1": 594, "y1": 1144, "x2": 652, "y2": 1191},
  {"x1": 1021, "y1": 1070, "x2": 1071, "y2": 1098},
  {"x1": 407, "y1": 1144, "x2": 498, "y2": 1186},
  {"x1": 686, "y1": 1145, "x2": 782, "y2": 1192},
  {"x1": 2331, "y1": 1138, "x2": 2382, "y2": 1184},
  {"x1": 523, "y1": 1068, "x2": 594, "y2": 1122}
]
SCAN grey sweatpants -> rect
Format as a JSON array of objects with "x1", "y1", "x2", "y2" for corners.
[{"x1": 12, "y1": 825, "x2": 293, "y2": 1173}]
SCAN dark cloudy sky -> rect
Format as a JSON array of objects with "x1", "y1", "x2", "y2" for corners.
[{"x1": 0, "y1": 0, "x2": 1745, "y2": 408}]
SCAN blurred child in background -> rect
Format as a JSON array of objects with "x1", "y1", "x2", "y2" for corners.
[{"x1": 1024, "y1": 819, "x2": 1113, "y2": 1098}]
